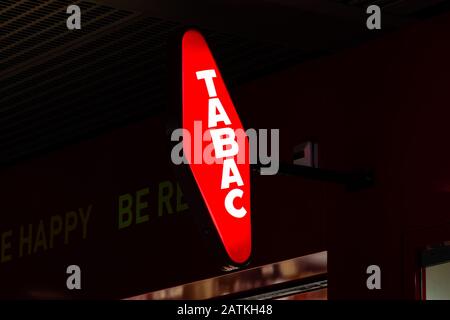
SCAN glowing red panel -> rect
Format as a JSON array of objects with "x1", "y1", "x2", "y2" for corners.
[{"x1": 182, "y1": 29, "x2": 251, "y2": 264}]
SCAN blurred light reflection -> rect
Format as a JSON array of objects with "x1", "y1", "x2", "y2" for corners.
[{"x1": 127, "y1": 251, "x2": 327, "y2": 300}]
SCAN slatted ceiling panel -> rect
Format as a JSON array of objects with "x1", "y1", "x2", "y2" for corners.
[
  {"x1": 3, "y1": 0, "x2": 449, "y2": 169},
  {"x1": 0, "y1": 0, "x2": 15, "y2": 9},
  {"x1": 2, "y1": 1, "x2": 450, "y2": 170},
  {"x1": 0, "y1": 18, "x2": 162, "y2": 98},
  {"x1": 0, "y1": 17, "x2": 173, "y2": 111},
  {"x1": 0, "y1": 1, "x2": 306, "y2": 168},
  {"x1": 0, "y1": 0, "x2": 134, "y2": 72},
  {"x1": 0, "y1": 29, "x2": 301, "y2": 148},
  {"x1": 0, "y1": 18, "x2": 173, "y2": 144},
  {"x1": 0, "y1": 1, "x2": 82, "y2": 36}
]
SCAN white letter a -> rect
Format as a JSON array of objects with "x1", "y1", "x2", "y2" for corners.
[
  {"x1": 366, "y1": 265, "x2": 381, "y2": 290},
  {"x1": 366, "y1": 5, "x2": 381, "y2": 30},
  {"x1": 208, "y1": 98, "x2": 231, "y2": 128},
  {"x1": 66, "y1": 265, "x2": 82, "y2": 290},
  {"x1": 67, "y1": 5, "x2": 81, "y2": 30}
]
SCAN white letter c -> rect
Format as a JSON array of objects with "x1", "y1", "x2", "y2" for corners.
[{"x1": 224, "y1": 188, "x2": 247, "y2": 218}]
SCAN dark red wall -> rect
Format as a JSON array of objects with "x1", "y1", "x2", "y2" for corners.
[
  {"x1": 234, "y1": 12, "x2": 450, "y2": 299},
  {"x1": 2, "y1": 12, "x2": 450, "y2": 300}
]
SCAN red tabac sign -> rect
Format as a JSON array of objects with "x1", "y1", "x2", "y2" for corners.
[{"x1": 181, "y1": 29, "x2": 251, "y2": 264}]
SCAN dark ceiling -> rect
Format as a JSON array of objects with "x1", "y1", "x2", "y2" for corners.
[{"x1": 0, "y1": 0, "x2": 449, "y2": 168}]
